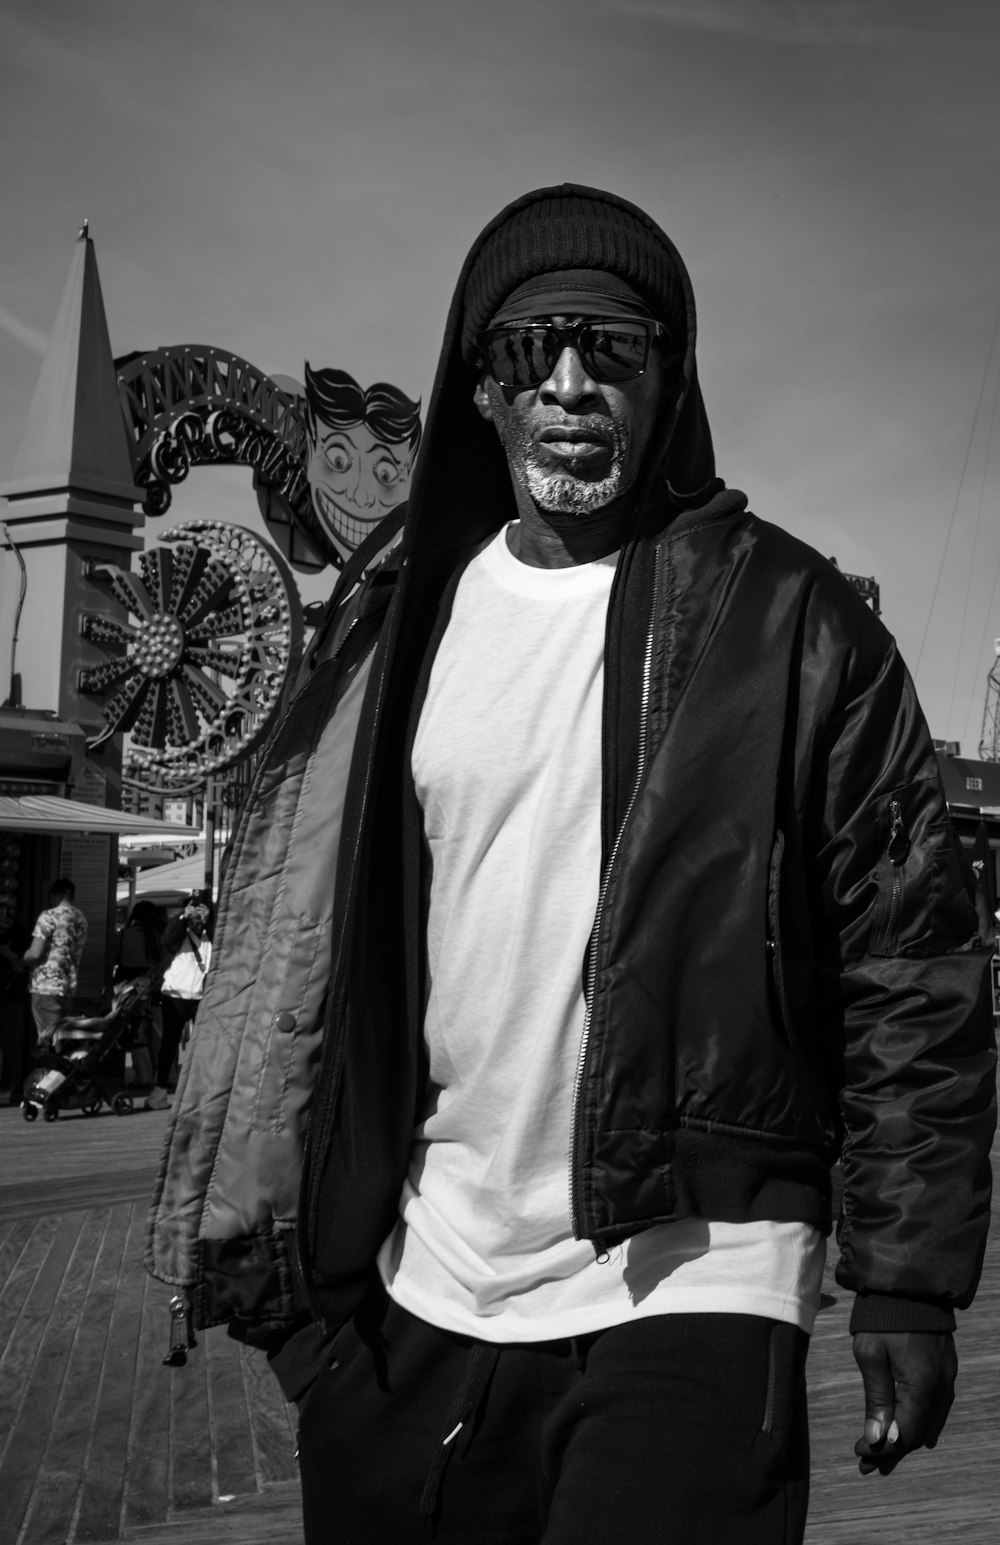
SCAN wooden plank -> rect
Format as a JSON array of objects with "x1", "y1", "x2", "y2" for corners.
[
  {"x1": 0, "y1": 1170, "x2": 158, "y2": 1224},
  {"x1": 167, "y1": 1314, "x2": 215, "y2": 1516},
  {"x1": 0, "y1": 1104, "x2": 168, "y2": 1225},
  {"x1": 12, "y1": 1209, "x2": 112, "y2": 1545},
  {"x1": 70, "y1": 1203, "x2": 145, "y2": 1543},
  {"x1": 0, "y1": 1214, "x2": 81, "y2": 1443},
  {"x1": 118, "y1": 1481, "x2": 304, "y2": 1544},
  {"x1": 0, "y1": 1215, "x2": 40, "y2": 1327},
  {"x1": 0, "y1": 1211, "x2": 85, "y2": 1545},
  {"x1": 240, "y1": 1343, "x2": 298, "y2": 1489},
  {"x1": 120, "y1": 1265, "x2": 176, "y2": 1531},
  {"x1": 205, "y1": 1321, "x2": 258, "y2": 1501},
  {"x1": 0, "y1": 1101, "x2": 168, "y2": 1171}
]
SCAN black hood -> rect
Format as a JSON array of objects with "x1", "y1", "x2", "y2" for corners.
[{"x1": 403, "y1": 183, "x2": 719, "y2": 561}]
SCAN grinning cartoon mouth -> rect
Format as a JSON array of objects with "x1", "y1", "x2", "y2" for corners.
[
  {"x1": 312, "y1": 483, "x2": 387, "y2": 551},
  {"x1": 312, "y1": 484, "x2": 386, "y2": 526}
]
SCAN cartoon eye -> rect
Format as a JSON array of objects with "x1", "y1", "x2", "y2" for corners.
[
  {"x1": 373, "y1": 457, "x2": 400, "y2": 487},
  {"x1": 323, "y1": 445, "x2": 352, "y2": 474}
]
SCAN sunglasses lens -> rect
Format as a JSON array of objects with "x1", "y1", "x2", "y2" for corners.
[
  {"x1": 481, "y1": 320, "x2": 653, "y2": 387},
  {"x1": 480, "y1": 328, "x2": 553, "y2": 388},
  {"x1": 582, "y1": 323, "x2": 651, "y2": 380}
]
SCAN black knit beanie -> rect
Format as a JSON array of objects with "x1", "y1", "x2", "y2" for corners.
[{"x1": 460, "y1": 185, "x2": 688, "y2": 370}]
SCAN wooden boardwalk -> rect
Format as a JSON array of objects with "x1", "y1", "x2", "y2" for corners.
[
  {"x1": 0, "y1": 1083, "x2": 997, "y2": 1544},
  {"x1": 0, "y1": 1103, "x2": 301, "y2": 1545}
]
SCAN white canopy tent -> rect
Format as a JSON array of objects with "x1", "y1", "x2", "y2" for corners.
[
  {"x1": 0, "y1": 794, "x2": 199, "y2": 838},
  {"x1": 116, "y1": 851, "x2": 209, "y2": 908}
]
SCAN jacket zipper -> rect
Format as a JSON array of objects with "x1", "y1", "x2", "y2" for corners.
[
  {"x1": 765, "y1": 830, "x2": 795, "y2": 1044},
  {"x1": 569, "y1": 545, "x2": 661, "y2": 1234},
  {"x1": 887, "y1": 797, "x2": 907, "y2": 863},
  {"x1": 884, "y1": 796, "x2": 907, "y2": 939},
  {"x1": 872, "y1": 796, "x2": 907, "y2": 954}
]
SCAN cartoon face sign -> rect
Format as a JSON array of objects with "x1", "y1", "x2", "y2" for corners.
[
  {"x1": 307, "y1": 421, "x2": 416, "y2": 555},
  {"x1": 303, "y1": 365, "x2": 422, "y2": 564}
]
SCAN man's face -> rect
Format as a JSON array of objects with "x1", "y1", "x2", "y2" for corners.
[
  {"x1": 473, "y1": 315, "x2": 663, "y2": 517},
  {"x1": 306, "y1": 421, "x2": 416, "y2": 555}
]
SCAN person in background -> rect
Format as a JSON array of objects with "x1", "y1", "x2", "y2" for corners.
[
  {"x1": 0, "y1": 898, "x2": 30, "y2": 990},
  {"x1": 21, "y1": 878, "x2": 88, "y2": 1052},
  {"x1": 0, "y1": 900, "x2": 32, "y2": 1099},
  {"x1": 145, "y1": 893, "x2": 213, "y2": 1111},
  {"x1": 114, "y1": 899, "x2": 167, "y2": 1092}
]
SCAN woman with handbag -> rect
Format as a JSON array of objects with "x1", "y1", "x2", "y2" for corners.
[{"x1": 145, "y1": 894, "x2": 213, "y2": 1111}]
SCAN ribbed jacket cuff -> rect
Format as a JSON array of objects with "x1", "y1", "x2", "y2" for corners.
[{"x1": 849, "y1": 1292, "x2": 956, "y2": 1335}]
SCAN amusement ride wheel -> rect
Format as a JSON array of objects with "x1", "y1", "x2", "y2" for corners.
[{"x1": 79, "y1": 521, "x2": 303, "y2": 793}]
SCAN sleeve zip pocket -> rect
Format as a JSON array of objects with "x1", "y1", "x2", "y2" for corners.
[
  {"x1": 869, "y1": 796, "x2": 908, "y2": 955},
  {"x1": 766, "y1": 828, "x2": 796, "y2": 1044}
]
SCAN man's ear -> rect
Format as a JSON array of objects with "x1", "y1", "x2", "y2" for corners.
[{"x1": 473, "y1": 379, "x2": 494, "y2": 423}]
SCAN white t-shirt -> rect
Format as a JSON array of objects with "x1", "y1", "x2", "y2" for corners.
[{"x1": 378, "y1": 524, "x2": 825, "y2": 1341}]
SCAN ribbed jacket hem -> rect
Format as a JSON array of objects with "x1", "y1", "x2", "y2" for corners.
[{"x1": 580, "y1": 1124, "x2": 835, "y2": 1250}]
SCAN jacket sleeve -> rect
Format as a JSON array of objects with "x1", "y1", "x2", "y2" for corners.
[
  {"x1": 812, "y1": 634, "x2": 997, "y2": 1334},
  {"x1": 160, "y1": 917, "x2": 187, "y2": 959}
]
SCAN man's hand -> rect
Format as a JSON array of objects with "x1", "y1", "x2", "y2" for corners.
[{"x1": 852, "y1": 1331, "x2": 957, "y2": 1476}]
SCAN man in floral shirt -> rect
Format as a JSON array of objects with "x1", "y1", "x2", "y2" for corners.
[{"x1": 22, "y1": 878, "x2": 88, "y2": 1048}]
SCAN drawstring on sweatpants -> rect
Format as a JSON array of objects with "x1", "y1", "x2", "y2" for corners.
[{"x1": 419, "y1": 1341, "x2": 500, "y2": 1521}]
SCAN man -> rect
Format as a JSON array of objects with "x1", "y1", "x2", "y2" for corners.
[
  {"x1": 304, "y1": 363, "x2": 422, "y2": 565},
  {"x1": 0, "y1": 898, "x2": 30, "y2": 989},
  {"x1": 148, "y1": 186, "x2": 996, "y2": 1544},
  {"x1": 21, "y1": 878, "x2": 88, "y2": 1051}
]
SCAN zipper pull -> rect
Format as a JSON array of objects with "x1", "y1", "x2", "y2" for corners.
[
  {"x1": 887, "y1": 798, "x2": 909, "y2": 865},
  {"x1": 162, "y1": 1292, "x2": 198, "y2": 1367}
]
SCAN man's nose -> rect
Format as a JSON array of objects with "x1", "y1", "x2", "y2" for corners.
[{"x1": 538, "y1": 346, "x2": 599, "y2": 408}]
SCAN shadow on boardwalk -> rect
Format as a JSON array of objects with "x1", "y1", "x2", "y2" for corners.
[{"x1": 0, "y1": 1080, "x2": 997, "y2": 1545}]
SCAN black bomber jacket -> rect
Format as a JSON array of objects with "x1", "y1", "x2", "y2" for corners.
[{"x1": 294, "y1": 490, "x2": 996, "y2": 1375}]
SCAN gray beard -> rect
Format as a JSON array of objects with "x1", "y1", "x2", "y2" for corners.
[
  {"x1": 500, "y1": 418, "x2": 635, "y2": 516},
  {"x1": 521, "y1": 462, "x2": 627, "y2": 514}
]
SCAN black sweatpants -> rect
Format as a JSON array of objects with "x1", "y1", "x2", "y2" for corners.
[
  {"x1": 296, "y1": 1287, "x2": 810, "y2": 1544},
  {"x1": 155, "y1": 995, "x2": 197, "y2": 1089}
]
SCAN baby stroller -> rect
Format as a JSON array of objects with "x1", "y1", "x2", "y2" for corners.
[{"x1": 22, "y1": 977, "x2": 153, "y2": 1122}]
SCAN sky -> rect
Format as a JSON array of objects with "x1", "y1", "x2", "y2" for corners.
[{"x1": 1, "y1": 0, "x2": 999, "y2": 744}]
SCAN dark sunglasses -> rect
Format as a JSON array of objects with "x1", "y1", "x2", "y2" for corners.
[{"x1": 477, "y1": 316, "x2": 667, "y2": 389}]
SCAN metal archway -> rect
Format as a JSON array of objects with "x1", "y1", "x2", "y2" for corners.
[{"x1": 115, "y1": 344, "x2": 336, "y2": 568}]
